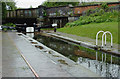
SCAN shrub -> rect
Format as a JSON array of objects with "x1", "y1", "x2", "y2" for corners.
[
  {"x1": 81, "y1": 20, "x2": 86, "y2": 25},
  {"x1": 65, "y1": 7, "x2": 118, "y2": 27},
  {"x1": 100, "y1": 3, "x2": 108, "y2": 10},
  {"x1": 106, "y1": 18, "x2": 113, "y2": 22},
  {"x1": 3, "y1": 23, "x2": 16, "y2": 27}
]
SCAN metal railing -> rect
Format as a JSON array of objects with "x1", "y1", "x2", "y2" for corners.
[{"x1": 96, "y1": 31, "x2": 113, "y2": 48}]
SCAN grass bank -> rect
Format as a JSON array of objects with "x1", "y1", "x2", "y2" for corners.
[{"x1": 58, "y1": 22, "x2": 119, "y2": 44}]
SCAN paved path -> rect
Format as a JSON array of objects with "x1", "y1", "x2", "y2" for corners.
[
  {"x1": 2, "y1": 32, "x2": 34, "y2": 77},
  {"x1": 8, "y1": 32, "x2": 72, "y2": 77}
]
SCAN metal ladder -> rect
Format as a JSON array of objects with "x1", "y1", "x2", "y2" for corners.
[{"x1": 96, "y1": 31, "x2": 113, "y2": 48}]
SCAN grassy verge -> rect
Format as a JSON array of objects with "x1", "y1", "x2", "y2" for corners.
[
  {"x1": 41, "y1": 28, "x2": 54, "y2": 31},
  {"x1": 58, "y1": 22, "x2": 119, "y2": 44}
]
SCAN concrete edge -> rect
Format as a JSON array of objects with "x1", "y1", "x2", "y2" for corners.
[{"x1": 46, "y1": 33, "x2": 120, "y2": 57}]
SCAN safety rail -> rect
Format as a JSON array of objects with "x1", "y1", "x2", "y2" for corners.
[
  {"x1": 96, "y1": 31, "x2": 113, "y2": 48},
  {"x1": 96, "y1": 31, "x2": 106, "y2": 46}
]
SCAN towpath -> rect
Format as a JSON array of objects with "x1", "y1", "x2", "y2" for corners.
[{"x1": 1, "y1": 31, "x2": 100, "y2": 77}]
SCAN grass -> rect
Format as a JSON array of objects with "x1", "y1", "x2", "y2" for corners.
[
  {"x1": 98, "y1": 0, "x2": 118, "y2": 2},
  {"x1": 41, "y1": 28, "x2": 54, "y2": 31},
  {"x1": 58, "y1": 22, "x2": 119, "y2": 44}
]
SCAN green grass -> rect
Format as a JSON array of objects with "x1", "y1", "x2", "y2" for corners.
[
  {"x1": 58, "y1": 22, "x2": 119, "y2": 44},
  {"x1": 98, "y1": 0, "x2": 118, "y2": 2},
  {"x1": 41, "y1": 28, "x2": 54, "y2": 31}
]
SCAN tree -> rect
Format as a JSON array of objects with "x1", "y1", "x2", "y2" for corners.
[
  {"x1": 42, "y1": 1, "x2": 79, "y2": 7},
  {"x1": 30, "y1": 5, "x2": 33, "y2": 8},
  {"x1": 1, "y1": 0, "x2": 17, "y2": 19}
]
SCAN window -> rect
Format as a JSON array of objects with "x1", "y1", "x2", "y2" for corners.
[
  {"x1": 10, "y1": 11, "x2": 13, "y2": 17},
  {"x1": 29, "y1": 10, "x2": 32, "y2": 17},
  {"x1": 25, "y1": 10, "x2": 28, "y2": 17},
  {"x1": 7, "y1": 11, "x2": 10, "y2": 17},
  {"x1": 13, "y1": 11, "x2": 16, "y2": 17},
  {"x1": 36, "y1": 9, "x2": 39, "y2": 17},
  {"x1": 17, "y1": 11, "x2": 20, "y2": 17}
]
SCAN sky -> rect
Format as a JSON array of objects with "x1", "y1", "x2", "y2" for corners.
[{"x1": 15, "y1": 0, "x2": 46, "y2": 8}]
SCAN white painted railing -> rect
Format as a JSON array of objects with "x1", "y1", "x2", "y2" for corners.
[
  {"x1": 96, "y1": 31, "x2": 106, "y2": 46},
  {"x1": 96, "y1": 31, "x2": 113, "y2": 48},
  {"x1": 102, "y1": 31, "x2": 113, "y2": 48}
]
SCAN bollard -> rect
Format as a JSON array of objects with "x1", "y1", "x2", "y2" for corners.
[{"x1": 33, "y1": 23, "x2": 36, "y2": 32}]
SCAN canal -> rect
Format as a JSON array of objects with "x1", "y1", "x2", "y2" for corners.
[{"x1": 25, "y1": 32, "x2": 120, "y2": 78}]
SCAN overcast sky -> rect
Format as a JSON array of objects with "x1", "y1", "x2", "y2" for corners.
[{"x1": 15, "y1": 0, "x2": 46, "y2": 8}]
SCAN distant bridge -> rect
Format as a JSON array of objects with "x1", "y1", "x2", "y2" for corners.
[{"x1": 15, "y1": 23, "x2": 53, "y2": 32}]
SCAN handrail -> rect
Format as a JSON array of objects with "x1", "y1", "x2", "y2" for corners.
[
  {"x1": 102, "y1": 31, "x2": 113, "y2": 48},
  {"x1": 96, "y1": 31, "x2": 106, "y2": 46}
]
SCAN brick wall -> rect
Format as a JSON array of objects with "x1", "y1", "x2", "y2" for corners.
[{"x1": 73, "y1": 2, "x2": 120, "y2": 16}]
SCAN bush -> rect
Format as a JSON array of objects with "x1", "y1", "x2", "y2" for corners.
[
  {"x1": 65, "y1": 6, "x2": 118, "y2": 27},
  {"x1": 3, "y1": 23, "x2": 16, "y2": 27},
  {"x1": 106, "y1": 18, "x2": 113, "y2": 22},
  {"x1": 100, "y1": 3, "x2": 108, "y2": 10}
]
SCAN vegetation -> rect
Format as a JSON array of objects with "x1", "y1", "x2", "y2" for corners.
[
  {"x1": 1, "y1": 0, "x2": 17, "y2": 19},
  {"x1": 42, "y1": 1, "x2": 79, "y2": 7},
  {"x1": 80, "y1": 2, "x2": 101, "y2": 6},
  {"x1": 41, "y1": 28, "x2": 54, "y2": 31},
  {"x1": 65, "y1": 3, "x2": 119, "y2": 27},
  {"x1": 58, "y1": 4, "x2": 119, "y2": 44},
  {"x1": 30, "y1": 5, "x2": 33, "y2": 8},
  {"x1": 2, "y1": 23, "x2": 16, "y2": 31},
  {"x1": 3, "y1": 23, "x2": 16, "y2": 27},
  {"x1": 66, "y1": 11, "x2": 118, "y2": 27},
  {"x1": 58, "y1": 22, "x2": 118, "y2": 44}
]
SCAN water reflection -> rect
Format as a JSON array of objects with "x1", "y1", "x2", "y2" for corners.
[
  {"x1": 77, "y1": 54, "x2": 120, "y2": 77},
  {"x1": 26, "y1": 33, "x2": 34, "y2": 38},
  {"x1": 26, "y1": 33, "x2": 120, "y2": 78}
]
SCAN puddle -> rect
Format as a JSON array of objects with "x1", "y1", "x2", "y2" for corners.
[
  {"x1": 43, "y1": 51, "x2": 47, "y2": 52},
  {"x1": 29, "y1": 39, "x2": 33, "y2": 41},
  {"x1": 31, "y1": 42, "x2": 38, "y2": 44},
  {"x1": 58, "y1": 59, "x2": 68, "y2": 65},
  {"x1": 48, "y1": 51, "x2": 53, "y2": 54},
  {"x1": 35, "y1": 45, "x2": 44, "y2": 49},
  {"x1": 18, "y1": 34, "x2": 22, "y2": 36},
  {"x1": 52, "y1": 55, "x2": 60, "y2": 57}
]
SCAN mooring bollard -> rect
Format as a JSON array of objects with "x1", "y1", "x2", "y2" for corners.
[
  {"x1": 33, "y1": 23, "x2": 36, "y2": 32},
  {"x1": 24, "y1": 23, "x2": 27, "y2": 32},
  {"x1": 52, "y1": 23, "x2": 57, "y2": 32}
]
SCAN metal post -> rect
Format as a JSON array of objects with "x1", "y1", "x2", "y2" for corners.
[
  {"x1": 105, "y1": 53, "x2": 106, "y2": 62},
  {"x1": 96, "y1": 52, "x2": 98, "y2": 60},
  {"x1": 33, "y1": 23, "x2": 36, "y2": 32},
  {"x1": 102, "y1": 53, "x2": 103, "y2": 62},
  {"x1": 24, "y1": 23, "x2": 27, "y2": 32},
  {"x1": 111, "y1": 55, "x2": 112, "y2": 64}
]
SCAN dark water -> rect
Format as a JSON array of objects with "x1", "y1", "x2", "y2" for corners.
[{"x1": 26, "y1": 33, "x2": 120, "y2": 78}]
